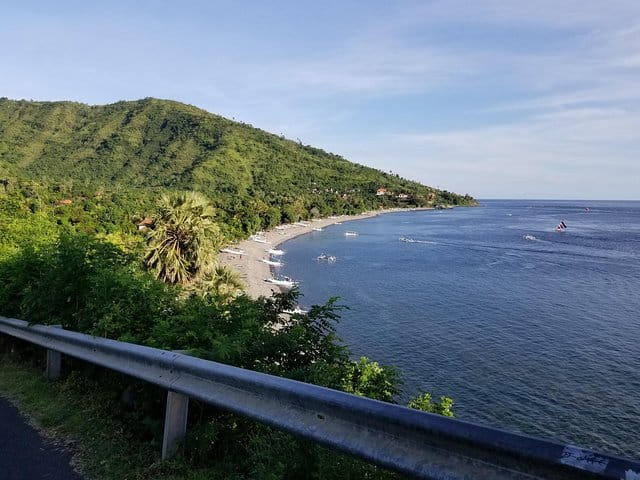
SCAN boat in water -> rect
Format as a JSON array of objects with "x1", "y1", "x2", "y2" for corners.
[
  {"x1": 554, "y1": 221, "x2": 567, "y2": 232},
  {"x1": 316, "y1": 253, "x2": 336, "y2": 262},
  {"x1": 399, "y1": 236, "x2": 416, "y2": 243},
  {"x1": 345, "y1": 231, "x2": 358, "y2": 236},
  {"x1": 264, "y1": 276, "x2": 297, "y2": 288},
  {"x1": 523, "y1": 234, "x2": 537, "y2": 241}
]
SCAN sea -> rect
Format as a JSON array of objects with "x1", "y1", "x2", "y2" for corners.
[{"x1": 278, "y1": 199, "x2": 640, "y2": 458}]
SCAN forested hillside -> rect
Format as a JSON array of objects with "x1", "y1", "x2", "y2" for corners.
[
  {"x1": 0, "y1": 97, "x2": 462, "y2": 479},
  {"x1": 0, "y1": 97, "x2": 474, "y2": 237}
]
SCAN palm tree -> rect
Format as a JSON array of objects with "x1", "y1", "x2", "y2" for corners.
[
  {"x1": 196, "y1": 266, "x2": 245, "y2": 303},
  {"x1": 144, "y1": 192, "x2": 222, "y2": 285}
]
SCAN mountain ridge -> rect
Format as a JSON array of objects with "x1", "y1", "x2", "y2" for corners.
[{"x1": 0, "y1": 97, "x2": 475, "y2": 236}]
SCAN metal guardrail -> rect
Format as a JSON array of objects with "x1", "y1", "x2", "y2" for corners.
[{"x1": 1, "y1": 315, "x2": 639, "y2": 480}]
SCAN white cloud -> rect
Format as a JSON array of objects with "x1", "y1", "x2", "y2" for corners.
[
  {"x1": 271, "y1": 37, "x2": 486, "y2": 96},
  {"x1": 256, "y1": 2, "x2": 640, "y2": 199},
  {"x1": 377, "y1": 105, "x2": 640, "y2": 199}
]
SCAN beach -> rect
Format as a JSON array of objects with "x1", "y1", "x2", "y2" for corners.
[{"x1": 218, "y1": 209, "x2": 424, "y2": 298}]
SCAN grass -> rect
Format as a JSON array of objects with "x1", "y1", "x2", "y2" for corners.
[
  {"x1": 0, "y1": 347, "x2": 404, "y2": 480},
  {"x1": 0, "y1": 353, "x2": 230, "y2": 480}
]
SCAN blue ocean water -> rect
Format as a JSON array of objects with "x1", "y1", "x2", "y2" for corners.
[{"x1": 279, "y1": 200, "x2": 640, "y2": 458}]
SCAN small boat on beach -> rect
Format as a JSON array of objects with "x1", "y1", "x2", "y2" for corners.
[
  {"x1": 266, "y1": 248, "x2": 285, "y2": 255},
  {"x1": 250, "y1": 234, "x2": 269, "y2": 243},
  {"x1": 265, "y1": 276, "x2": 297, "y2": 288},
  {"x1": 260, "y1": 259, "x2": 283, "y2": 267},
  {"x1": 312, "y1": 227, "x2": 323, "y2": 231},
  {"x1": 345, "y1": 231, "x2": 358, "y2": 236},
  {"x1": 220, "y1": 248, "x2": 246, "y2": 255},
  {"x1": 282, "y1": 306, "x2": 308, "y2": 315}
]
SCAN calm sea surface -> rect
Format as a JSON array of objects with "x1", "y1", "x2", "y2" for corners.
[{"x1": 279, "y1": 200, "x2": 640, "y2": 458}]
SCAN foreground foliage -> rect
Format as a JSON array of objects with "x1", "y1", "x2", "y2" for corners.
[
  {"x1": 0, "y1": 107, "x2": 460, "y2": 477},
  {"x1": 0, "y1": 213, "x2": 453, "y2": 478}
]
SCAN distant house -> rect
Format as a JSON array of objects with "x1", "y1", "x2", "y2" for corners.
[
  {"x1": 56, "y1": 199, "x2": 73, "y2": 206},
  {"x1": 376, "y1": 188, "x2": 388, "y2": 196},
  {"x1": 397, "y1": 193, "x2": 409, "y2": 200},
  {"x1": 137, "y1": 217, "x2": 154, "y2": 231}
]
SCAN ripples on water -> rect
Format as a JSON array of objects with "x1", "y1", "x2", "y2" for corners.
[{"x1": 280, "y1": 200, "x2": 640, "y2": 458}]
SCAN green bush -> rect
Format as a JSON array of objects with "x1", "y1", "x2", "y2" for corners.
[{"x1": 0, "y1": 204, "x2": 451, "y2": 479}]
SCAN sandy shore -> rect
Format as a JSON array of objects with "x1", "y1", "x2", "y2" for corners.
[{"x1": 218, "y1": 208, "x2": 429, "y2": 298}]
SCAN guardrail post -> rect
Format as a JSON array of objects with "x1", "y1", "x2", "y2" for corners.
[
  {"x1": 46, "y1": 325, "x2": 63, "y2": 381},
  {"x1": 162, "y1": 390, "x2": 189, "y2": 460}
]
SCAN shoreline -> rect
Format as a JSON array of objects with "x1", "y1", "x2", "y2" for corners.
[{"x1": 218, "y1": 208, "x2": 432, "y2": 298}]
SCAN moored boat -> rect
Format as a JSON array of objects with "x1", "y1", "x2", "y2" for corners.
[
  {"x1": 282, "y1": 306, "x2": 308, "y2": 315},
  {"x1": 264, "y1": 276, "x2": 297, "y2": 288},
  {"x1": 220, "y1": 247, "x2": 246, "y2": 255},
  {"x1": 260, "y1": 258, "x2": 283, "y2": 267},
  {"x1": 250, "y1": 234, "x2": 269, "y2": 243}
]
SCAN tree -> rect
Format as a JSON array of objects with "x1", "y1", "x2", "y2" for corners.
[
  {"x1": 341, "y1": 357, "x2": 400, "y2": 402},
  {"x1": 144, "y1": 192, "x2": 222, "y2": 285},
  {"x1": 196, "y1": 266, "x2": 245, "y2": 303},
  {"x1": 408, "y1": 393, "x2": 454, "y2": 417}
]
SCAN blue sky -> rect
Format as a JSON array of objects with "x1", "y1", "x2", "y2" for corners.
[{"x1": 2, "y1": 1, "x2": 639, "y2": 199}]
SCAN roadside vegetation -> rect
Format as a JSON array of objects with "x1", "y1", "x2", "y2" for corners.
[{"x1": 0, "y1": 97, "x2": 461, "y2": 478}]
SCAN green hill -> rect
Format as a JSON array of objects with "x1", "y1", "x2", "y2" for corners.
[{"x1": 0, "y1": 97, "x2": 474, "y2": 236}]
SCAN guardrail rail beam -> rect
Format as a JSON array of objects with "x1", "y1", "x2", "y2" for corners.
[{"x1": 2, "y1": 315, "x2": 640, "y2": 479}]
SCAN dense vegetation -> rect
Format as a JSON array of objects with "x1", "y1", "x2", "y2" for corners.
[
  {"x1": 0, "y1": 97, "x2": 465, "y2": 478},
  {"x1": 0, "y1": 198, "x2": 452, "y2": 478},
  {"x1": 0, "y1": 97, "x2": 474, "y2": 238}
]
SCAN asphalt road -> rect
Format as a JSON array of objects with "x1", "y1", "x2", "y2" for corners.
[{"x1": 0, "y1": 395, "x2": 84, "y2": 480}]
